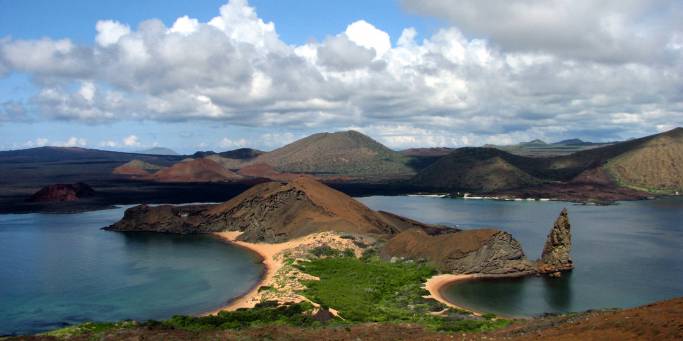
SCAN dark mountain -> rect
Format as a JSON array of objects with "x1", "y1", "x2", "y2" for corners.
[
  {"x1": 399, "y1": 147, "x2": 455, "y2": 157},
  {"x1": 218, "y1": 148, "x2": 264, "y2": 160},
  {"x1": 412, "y1": 128, "x2": 682, "y2": 195},
  {"x1": 411, "y1": 148, "x2": 543, "y2": 192},
  {"x1": 0, "y1": 147, "x2": 182, "y2": 185}
]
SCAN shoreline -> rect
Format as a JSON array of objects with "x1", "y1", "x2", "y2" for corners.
[
  {"x1": 425, "y1": 271, "x2": 537, "y2": 319},
  {"x1": 203, "y1": 231, "x2": 288, "y2": 314}
]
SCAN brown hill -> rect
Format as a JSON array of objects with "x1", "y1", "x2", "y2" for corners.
[
  {"x1": 381, "y1": 228, "x2": 535, "y2": 275},
  {"x1": 248, "y1": 131, "x2": 414, "y2": 180},
  {"x1": 602, "y1": 128, "x2": 683, "y2": 192},
  {"x1": 106, "y1": 177, "x2": 443, "y2": 242},
  {"x1": 113, "y1": 159, "x2": 164, "y2": 176},
  {"x1": 412, "y1": 148, "x2": 542, "y2": 192},
  {"x1": 151, "y1": 158, "x2": 243, "y2": 182}
]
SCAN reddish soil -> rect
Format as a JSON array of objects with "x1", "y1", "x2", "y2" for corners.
[{"x1": 152, "y1": 158, "x2": 243, "y2": 182}]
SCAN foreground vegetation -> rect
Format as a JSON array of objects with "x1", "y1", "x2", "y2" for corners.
[
  {"x1": 298, "y1": 255, "x2": 509, "y2": 332},
  {"x1": 41, "y1": 253, "x2": 508, "y2": 338}
]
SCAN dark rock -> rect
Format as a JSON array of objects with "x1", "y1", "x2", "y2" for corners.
[
  {"x1": 538, "y1": 208, "x2": 574, "y2": 274},
  {"x1": 28, "y1": 183, "x2": 95, "y2": 202}
]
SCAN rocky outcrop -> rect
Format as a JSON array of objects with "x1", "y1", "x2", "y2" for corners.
[
  {"x1": 105, "y1": 177, "x2": 446, "y2": 241},
  {"x1": 381, "y1": 228, "x2": 536, "y2": 275},
  {"x1": 28, "y1": 183, "x2": 95, "y2": 202},
  {"x1": 105, "y1": 204, "x2": 221, "y2": 234},
  {"x1": 537, "y1": 208, "x2": 573, "y2": 274}
]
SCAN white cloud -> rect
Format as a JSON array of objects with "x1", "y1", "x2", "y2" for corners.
[
  {"x1": 0, "y1": 0, "x2": 681, "y2": 143},
  {"x1": 169, "y1": 16, "x2": 200, "y2": 35},
  {"x1": 78, "y1": 81, "x2": 96, "y2": 102},
  {"x1": 122, "y1": 134, "x2": 140, "y2": 147},
  {"x1": 99, "y1": 140, "x2": 118, "y2": 147},
  {"x1": 219, "y1": 137, "x2": 248, "y2": 148},
  {"x1": 402, "y1": 0, "x2": 683, "y2": 63},
  {"x1": 60, "y1": 137, "x2": 87, "y2": 147},
  {"x1": 344, "y1": 20, "x2": 391, "y2": 58},
  {"x1": 95, "y1": 20, "x2": 131, "y2": 47}
]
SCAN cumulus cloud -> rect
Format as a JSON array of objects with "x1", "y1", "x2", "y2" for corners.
[
  {"x1": 219, "y1": 137, "x2": 248, "y2": 148},
  {"x1": 402, "y1": 0, "x2": 683, "y2": 64},
  {"x1": 0, "y1": 0, "x2": 681, "y2": 145},
  {"x1": 24, "y1": 136, "x2": 87, "y2": 148},
  {"x1": 95, "y1": 20, "x2": 131, "y2": 47},
  {"x1": 122, "y1": 134, "x2": 140, "y2": 147}
]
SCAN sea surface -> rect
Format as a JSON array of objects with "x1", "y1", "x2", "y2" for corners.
[
  {"x1": 0, "y1": 206, "x2": 264, "y2": 336},
  {"x1": 359, "y1": 196, "x2": 683, "y2": 317}
]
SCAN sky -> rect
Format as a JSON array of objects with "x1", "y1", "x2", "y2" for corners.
[{"x1": 0, "y1": 0, "x2": 682, "y2": 153}]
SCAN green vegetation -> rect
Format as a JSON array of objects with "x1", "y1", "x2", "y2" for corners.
[
  {"x1": 297, "y1": 256, "x2": 510, "y2": 332},
  {"x1": 42, "y1": 321, "x2": 137, "y2": 338},
  {"x1": 162, "y1": 301, "x2": 319, "y2": 331},
  {"x1": 43, "y1": 254, "x2": 509, "y2": 338},
  {"x1": 44, "y1": 302, "x2": 320, "y2": 337}
]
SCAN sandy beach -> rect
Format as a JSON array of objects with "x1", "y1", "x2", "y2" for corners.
[
  {"x1": 425, "y1": 274, "x2": 482, "y2": 315},
  {"x1": 205, "y1": 231, "x2": 364, "y2": 315}
]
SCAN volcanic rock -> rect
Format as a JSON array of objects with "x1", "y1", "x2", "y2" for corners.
[
  {"x1": 537, "y1": 208, "x2": 574, "y2": 274},
  {"x1": 381, "y1": 228, "x2": 536, "y2": 275},
  {"x1": 106, "y1": 177, "x2": 445, "y2": 241},
  {"x1": 28, "y1": 183, "x2": 95, "y2": 202}
]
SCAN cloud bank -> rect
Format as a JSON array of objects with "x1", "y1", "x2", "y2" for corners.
[{"x1": 1, "y1": 0, "x2": 682, "y2": 147}]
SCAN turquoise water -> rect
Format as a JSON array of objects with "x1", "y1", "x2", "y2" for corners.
[
  {"x1": 359, "y1": 196, "x2": 683, "y2": 317},
  {"x1": 0, "y1": 206, "x2": 264, "y2": 336}
]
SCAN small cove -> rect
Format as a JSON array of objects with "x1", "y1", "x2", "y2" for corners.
[
  {"x1": 359, "y1": 196, "x2": 683, "y2": 317},
  {"x1": 0, "y1": 206, "x2": 264, "y2": 336}
]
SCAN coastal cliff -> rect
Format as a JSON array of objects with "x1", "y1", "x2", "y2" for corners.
[{"x1": 380, "y1": 228, "x2": 536, "y2": 275}]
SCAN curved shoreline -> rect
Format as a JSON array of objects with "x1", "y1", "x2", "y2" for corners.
[
  {"x1": 203, "y1": 231, "x2": 287, "y2": 314},
  {"x1": 425, "y1": 271, "x2": 537, "y2": 319}
]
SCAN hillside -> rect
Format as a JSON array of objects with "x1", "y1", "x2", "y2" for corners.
[
  {"x1": 602, "y1": 128, "x2": 683, "y2": 192},
  {"x1": 151, "y1": 158, "x2": 243, "y2": 182},
  {"x1": 106, "y1": 177, "x2": 444, "y2": 241},
  {"x1": 248, "y1": 131, "x2": 414, "y2": 180},
  {"x1": 113, "y1": 159, "x2": 164, "y2": 176},
  {"x1": 411, "y1": 148, "x2": 542, "y2": 192}
]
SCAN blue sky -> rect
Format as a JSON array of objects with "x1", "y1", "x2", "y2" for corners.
[{"x1": 0, "y1": 0, "x2": 681, "y2": 153}]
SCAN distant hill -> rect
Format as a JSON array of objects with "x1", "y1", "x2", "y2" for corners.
[
  {"x1": 0, "y1": 147, "x2": 182, "y2": 185},
  {"x1": 113, "y1": 159, "x2": 164, "y2": 176},
  {"x1": 413, "y1": 128, "x2": 682, "y2": 195},
  {"x1": 136, "y1": 147, "x2": 179, "y2": 155},
  {"x1": 399, "y1": 147, "x2": 455, "y2": 157},
  {"x1": 219, "y1": 148, "x2": 264, "y2": 160},
  {"x1": 151, "y1": 158, "x2": 243, "y2": 182},
  {"x1": 575, "y1": 128, "x2": 683, "y2": 193},
  {"x1": 249, "y1": 131, "x2": 414, "y2": 180},
  {"x1": 490, "y1": 138, "x2": 612, "y2": 157},
  {"x1": 411, "y1": 148, "x2": 542, "y2": 191}
]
